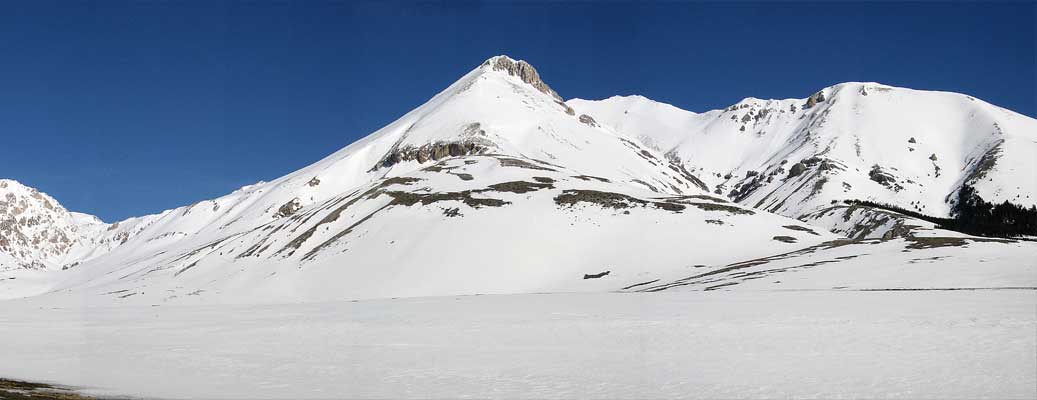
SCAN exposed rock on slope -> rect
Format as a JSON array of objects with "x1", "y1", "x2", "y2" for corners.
[{"x1": 485, "y1": 55, "x2": 563, "y2": 102}]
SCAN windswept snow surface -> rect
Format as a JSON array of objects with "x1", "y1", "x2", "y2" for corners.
[{"x1": 0, "y1": 291, "x2": 1034, "y2": 399}]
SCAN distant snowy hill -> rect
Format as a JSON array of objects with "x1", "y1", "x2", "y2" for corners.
[
  {"x1": 1, "y1": 56, "x2": 1034, "y2": 303},
  {"x1": 569, "y1": 83, "x2": 1037, "y2": 238}
]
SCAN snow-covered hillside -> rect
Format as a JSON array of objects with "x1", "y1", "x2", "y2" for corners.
[
  {"x1": 0, "y1": 56, "x2": 848, "y2": 303},
  {"x1": 569, "y1": 83, "x2": 1037, "y2": 237},
  {"x1": 2, "y1": 56, "x2": 1034, "y2": 305}
]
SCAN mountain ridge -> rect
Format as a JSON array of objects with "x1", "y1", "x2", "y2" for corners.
[
  {"x1": 2, "y1": 55, "x2": 1033, "y2": 305},
  {"x1": 569, "y1": 80, "x2": 1036, "y2": 238}
]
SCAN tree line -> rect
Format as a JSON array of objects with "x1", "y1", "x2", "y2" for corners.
[{"x1": 843, "y1": 185, "x2": 1037, "y2": 237}]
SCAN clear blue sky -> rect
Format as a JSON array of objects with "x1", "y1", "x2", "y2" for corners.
[{"x1": 2, "y1": 1, "x2": 1033, "y2": 222}]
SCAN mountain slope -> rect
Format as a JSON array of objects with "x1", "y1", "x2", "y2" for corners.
[
  {"x1": 569, "y1": 83, "x2": 1037, "y2": 237},
  {"x1": 1, "y1": 56, "x2": 837, "y2": 302},
  {"x1": 0, "y1": 179, "x2": 107, "y2": 271}
]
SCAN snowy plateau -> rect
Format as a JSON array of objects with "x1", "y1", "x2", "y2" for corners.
[{"x1": 0, "y1": 55, "x2": 1035, "y2": 399}]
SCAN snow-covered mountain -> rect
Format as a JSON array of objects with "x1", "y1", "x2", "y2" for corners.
[
  {"x1": 0, "y1": 179, "x2": 107, "y2": 271},
  {"x1": 2, "y1": 56, "x2": 1034, "y2": 304},
  {"x1": 569, "y1": 83, "x2": 1037, "y2": 238},
  {"x1": 1, "y1": 55, "x2": 846, "y2": 303}
]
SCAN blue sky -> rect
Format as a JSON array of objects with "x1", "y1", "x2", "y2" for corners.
[{"x1": 2, "y1": 1, "x2": 1033, "y2": 222}]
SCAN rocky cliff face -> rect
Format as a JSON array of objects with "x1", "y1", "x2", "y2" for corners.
[
  {"x1": 0, "y1": 180, "x2": 105, "y2": 271},
  {"x1": 484, "y1": 55, "x2": 564, "y2": 102}
]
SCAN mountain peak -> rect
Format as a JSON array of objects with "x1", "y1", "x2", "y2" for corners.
[
  {"x1": 0, "y1": 178, "x2": 93, "y2": 271},
  {"x1": 481, "y1": 55, "x2": 563, "y2": 102}
]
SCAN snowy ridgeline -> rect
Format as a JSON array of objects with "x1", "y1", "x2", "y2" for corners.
[{"x1": 0, "y1": 54, "x2": 1034, "y2": 305}]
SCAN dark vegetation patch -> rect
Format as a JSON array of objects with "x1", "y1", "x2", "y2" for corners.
[
  {"x1": 705, "y1": 219, "x2": 724, "y2": 225},
  {"x1": 846, "y1": 188, "x2": 1037, "y2": 237},
  {"x1": 386, "y1": 191, "x2": 509, "y2": 208},
  {"x1": 772, "y1": 236, "x2": 798, "y2": 243},
  {"x1": 904, "y1": 237, "x2": 969, "y2": 250},
  {"x1": 782, "y1": 225, "x2": 819, "y2": 235},
  {"x1": 583, "y1": 271, "x2": 610, "y2": 279},
  {"x1": 0, "y1": 379, "x2": 102, "y2": 400},
  {"x1": 382, "y1": 176, "x2": 423, "y2": 186},
  {"x1": 571, "y1": 175, "x2": 611, "y2": 183},
  {"x1": 631, "y1": 179, "x2": 659, "y2": 193},
  {"x1": 451, "y1": 173, "x2": 474, "y2": 181},
  {"x1": 486, "y1": 180, "x2": 554, "y2": 194},
  {"x1": 554, "y1": 190, "x2": 685, "y2": 213},
  {"x1": 442, "y1": 208, "x2": 462, "y2": 217},
  {"x1": 953, "y1": 185, "x2": 1037, "y2": 236},
  {"x1": 661, "y1": 194, "x2": 729, "y2": 204},
  {"x1": 532, "y1": 176, "x2": 555, "y2": 184},
  {"x1": 901, "y1": 236, "x2": 1011, "y2": 250},
  {"x1": 684, "y1": 202, "x2": 755, "y2": 215},
  {"x1": 282, "y1": 175, "x2": 538, "y2": 258},
  {"x1": 652, "y1": 202, "x2": 686, "y2": 212},
  {"x1": 555, "y1": 190, "x2": 645, "y2": 209},
  {"x1": 497, "y1": 157, "x2": 556, "y2": 171},
  {"x1": 422, "y1": 164, "x2": 458, "y2": 173},
  {"x1": 704, "y1": 282, "x2": 739, "y2": 291},
  {"x1": 621, "y1": 279, "x2": 660, "y2": 290}
]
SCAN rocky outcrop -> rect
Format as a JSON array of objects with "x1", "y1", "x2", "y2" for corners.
[
  {"x1": 787, "y1": 161, "x2": 807, "y2": 179},
  {"x1": 804, "y1": 91, "x2": 826, "y2": 108},
  {"x1": 484, "y1": 56, "x2": 564, "y2": 102},
  {"x1": 372, "y1": 141, "x2": 491, "y2": 171},
  {"x1": 370, "y1": 123, "x2": 496, "y2": 171},
  {"x1": 868, "y1": 165, "x2": 902, "y2": 191},
  {"x1": 578, "y1": 114, "x2": 598, "y2": 127},
  {"x1": 274, "y1": 198, "x2": 302, "y2": 218}
]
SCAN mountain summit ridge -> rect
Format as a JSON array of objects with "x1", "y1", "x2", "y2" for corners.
[{"x1": 2, "y1": 55, "x2": 1034, "y2": 305}]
